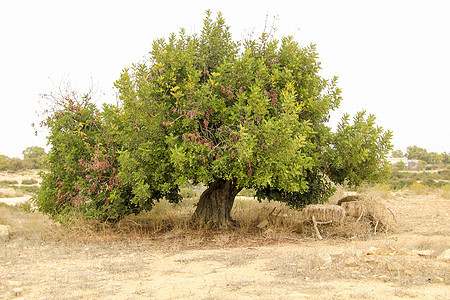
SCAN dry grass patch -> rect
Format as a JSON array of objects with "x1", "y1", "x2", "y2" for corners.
[
  {"x1": 0, "y1": 193, "x2": 400, "y2": 249},
  {"x1": 0, "y1": 203, "x2": 64, "y2": 242}
]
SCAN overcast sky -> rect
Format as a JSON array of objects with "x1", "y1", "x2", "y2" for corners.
[{"x1": 1, "y1": 0, "x2": 449, "y2": 158}]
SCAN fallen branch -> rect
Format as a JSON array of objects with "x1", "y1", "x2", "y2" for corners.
[
  {"x1": 312, "y1": 215, "x2": 323, "y2": 240},
  {"x1": 316, "y1": 220, "x2": 333, "y2": 225},
  {"x1": 386, "y1": 207, "x2": 397, "y2": 224},
  {"x1": 355, "y1": 207, "x2": 365, "y2": 224}
]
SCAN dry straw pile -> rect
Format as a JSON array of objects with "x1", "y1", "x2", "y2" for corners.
[
  {"x1": 301, "y1": 204, "x2": 346, "y2": 224},
  {"x1": 336, "y1": 195, "x2": 397, "y2": 233},
  {"x1": 297, "y1": 194, "x2": 398, "y2": 239}
]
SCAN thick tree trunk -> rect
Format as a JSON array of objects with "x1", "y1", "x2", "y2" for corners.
[{"x1": 190, "y1": 179, "x2": 241, "y2": 228}]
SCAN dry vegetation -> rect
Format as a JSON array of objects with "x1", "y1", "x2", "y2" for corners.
[{"x1": 0, "y1": 172, "x2": 449, "y2": 299}]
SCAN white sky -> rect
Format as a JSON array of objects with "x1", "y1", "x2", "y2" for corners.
[{"x1": 1, "y1": 0, "x2": 449, "y2": 158}]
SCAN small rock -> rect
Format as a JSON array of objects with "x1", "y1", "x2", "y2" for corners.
[
  {"x1": 404, "y1": 269, "x2": 414, "y2": 276},
  {"x1": 365, "y1": 247, "x2": 390, "y2": 256},
  {"x1": 289, "y1": 293, "x2": 311, "y2": 298},
  {"x1": 377, "y1": 275, "x2": 389, "y2": 281},
  {"x1": 343, "y1": 257, "x2": 358, "y2": 267},
  {"x1": 412, "y1": 249, "x2": 434, "y2": 257},
  {"x1": 437, "y1": 249, "x2": 450, "y2": 262},
  {"x1": 0, "y1": 225, "x2": 11, "y2": 237},
  {"x1": 395, "y1": 249, "x2": 409, "y2": 256},
  {"x1": 364, "y1": 256, "x2": 376, "y2": 263},
  {"x1": 419, "y1": 250, "x2": 434, "y2": 256},
  {"x1": 317, "y1": 252, "x2": 332, "y2": 266},
  {"x1": 12, "y1": 287, "x2": 23, "y2": 296},
  {"x1": 317, "y1": 269, "x2": 333, "y2": 275},
  {"x1": 433, "y1": 277, "x2": 444, "y2": 283},
  {"x1": 256, "y1": 219, "x2": 269, "y2": 229}
]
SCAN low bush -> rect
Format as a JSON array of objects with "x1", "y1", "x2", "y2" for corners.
[
  {"x1": 440, "y1": 184, "x2": 450, "y2": 199},
  {"x1": 409, "y1": 182, "x2": 428, "y2": 195},
  {"x1": 22, "y1": 179, "x2": 38, "y2": 185},
  {"x1": 1, "y1": 180, "x2": 19, "y2": 186}
]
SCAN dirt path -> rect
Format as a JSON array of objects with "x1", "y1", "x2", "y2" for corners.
[{"x1": 1, "y1": 193, "x2": 449, "y2": 299}]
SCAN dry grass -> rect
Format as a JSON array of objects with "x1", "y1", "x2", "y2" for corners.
[
  {"x1": 0, "y1": 203, "x2": 64, "y2": 242},
  {"x1": 440, "y1": 184, "x2": 450, "y2": 199},
  {"x1": 358, "y1": 183, "x2": 392, "y2": 199},
  {"x1": 301, "y1": 204, "x2": 346, "y2": 224},
  {"x1": 0, "y1": 194, "x2": 389, "y2": 249}
]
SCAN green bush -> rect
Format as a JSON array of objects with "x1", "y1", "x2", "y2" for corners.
[
  {"x1": 35, "y1": 95, "x2": 143, "y2": 222},
  {"x1": 22, "y1": 179, "x2": 38, "y2": 185},
  {"x1": 22, "y1": 146, "x2": 47, "y2": 169},
  {"x1": 0, "y1": 180, "x2": 19, "y2": 186}
]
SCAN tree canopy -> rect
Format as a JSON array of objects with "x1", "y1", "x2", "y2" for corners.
[{"x1": 36, "y1": 11, "x2": 393, "y2": 227}]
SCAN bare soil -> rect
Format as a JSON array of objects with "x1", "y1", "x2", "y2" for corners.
[{"x1": 0, "y1": 177, "x2": 449, "y2": 299}]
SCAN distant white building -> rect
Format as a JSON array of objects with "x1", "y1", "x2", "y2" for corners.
[{"x1": 386, "y1": 158, "x2": 419, "y2": 169}]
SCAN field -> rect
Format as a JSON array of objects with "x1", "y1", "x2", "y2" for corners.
[{"x1": 0, "y1": 171, "x2": 449, "y2": 299}]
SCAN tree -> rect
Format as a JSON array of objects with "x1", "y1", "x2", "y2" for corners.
[
  {"x1": 23, "y1": 146, "x2": 47, "y2": 169},
  {"x1": 391, "y1": 149, "x2": 404, "y2": 158},
  {"x1": 112, "y1": 11, "x2": 392, "y2": 227},
  {"x1": 406, "y1": 145, "x2": 445, "y2": 167},
  {"x1": 0, "y1": 155, "x2": 10, "y2": 171},
  {"x1": 37, "y1": 11, "x2": 392, "y2": 227},
  {"x1": 6, "y1": 158, "x2": 26, "y2": 172},
  {"x1": 395, "y1": 161, "x2": 406, "y2": 170},
  {"x1": 406, "y1": 145, "x2": 429, "y2": 162}
]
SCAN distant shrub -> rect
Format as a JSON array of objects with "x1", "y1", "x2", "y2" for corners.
[
  {"x1": 21, "y1": 179, "x2": 38, "y2": 185},
  {"x1": 0, "y1": 180, "x2": 19, "y2": 186},
  {"x1": 6, "y1": 158, "x2": 26, "y2": 172},
  {"x1": 409, "y1": 182, "x2": 427, "y2": 194},
  {"x1": 437, "y1": 169, "x2": 450, "y2": 180},
  {"x1": 441, "y1": 184, "x2": 450, "y2": 199}
]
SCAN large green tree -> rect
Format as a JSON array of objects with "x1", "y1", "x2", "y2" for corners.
[
  {"x1": 112, "y1": 11, "x2": 392, "y2": 227},
  {"x1": 37, "y1": 11, "x2": 392, "y2": 227}
]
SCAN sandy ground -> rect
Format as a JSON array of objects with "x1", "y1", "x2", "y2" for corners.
[
  {"x1": 0, "y1": 196, "x2": 31, "y2": 206},
  {"x1": 1, "y1": 188, "x2": 449, "y2": 299}
]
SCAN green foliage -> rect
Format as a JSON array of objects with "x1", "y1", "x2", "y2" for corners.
[
  {"x1": 21, "y1": 179, "x2": 38, "y2": 185},
  {"x1": 0, "y1": 146, "x2": 47, "y2": 172},
  {"x1": 5, "y1": 158, "x2": 26, "y2": 172},
  {"x1": 0, "y1": 155, "x2": 9, "y2": 171},
  {"x1": 395, "y1": 161, "x2": 406, "y2": 170},
  {"x1": 23, "y1": 146, "x2": 47, "y2": 169},
  {"x1": 36, "y1": 11, "x2": 393, "y2": 222},
  {"x1": 391, "y1": 149, "x2": 404, "y2": 158},
  {"x1": 114, "y1": 11, "x2": 391, "y2": 209},
  {"x1": 323, "y1": 111, "x2": 392, "y2": 187},
  {"x1": 406, "y1": 145, "x2": 444, "y2": 167},
  {"x1": 387, "y1": 169, "x2": 449, "y2": 190},
  {"x1": 35, "y1": 94, "x2": 145, "y2": 221},
  {"x1": 1, "y1": 180, "x2": 19, "y2": 186}
]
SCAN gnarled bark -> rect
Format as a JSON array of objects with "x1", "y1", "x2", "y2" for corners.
[{"x1": 190, "y1": 179, "x2": 241, "y2": 228}]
